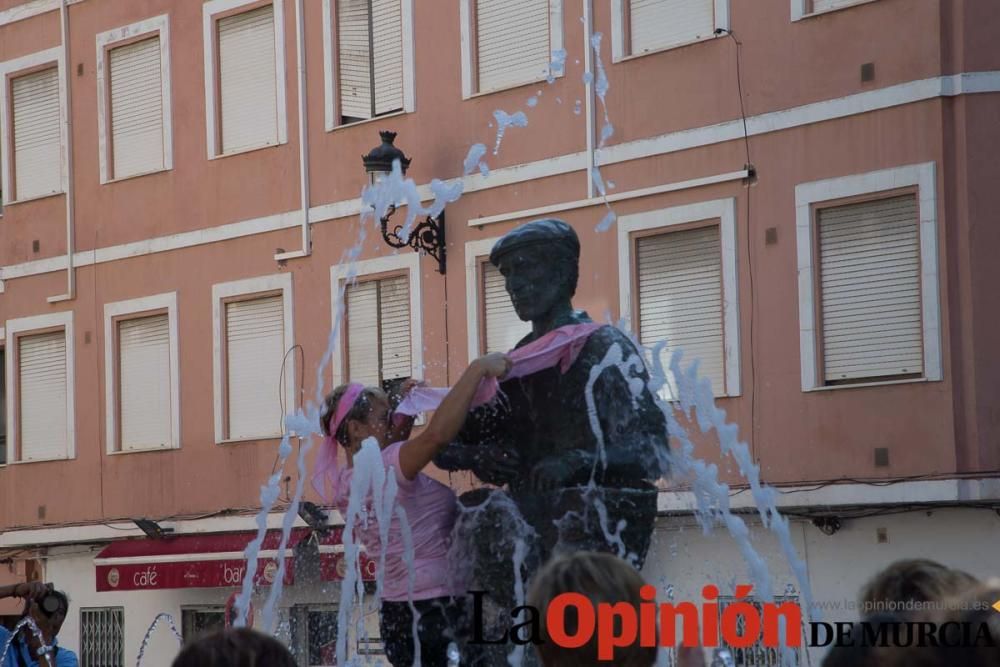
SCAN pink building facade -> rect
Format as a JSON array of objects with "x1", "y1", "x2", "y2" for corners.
[{"x1": 0, "y1": 0, "x2": 998, "y2": 664}]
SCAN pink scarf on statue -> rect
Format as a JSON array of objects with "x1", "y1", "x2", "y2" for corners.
[{"x1": 311, "y1": 322, "x2": 602, "y2": 501}]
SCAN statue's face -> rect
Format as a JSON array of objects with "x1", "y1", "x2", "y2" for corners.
[{"x1": 496, "y1": 246, "x2": 571, "y2": 322}]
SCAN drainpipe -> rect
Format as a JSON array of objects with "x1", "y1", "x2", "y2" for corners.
[
  {"x1": 49, "y1": 0, "x2": 76, "y2": 302},
  {"x1": 275, "y1": 0, "x2": 312, "y2": 262},
  {"x1": 583, "y1": 0, "x2": 596, "y2": 198}
]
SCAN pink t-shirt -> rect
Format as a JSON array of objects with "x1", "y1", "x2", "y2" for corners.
[{"x1": 336, "y1": 442, "x2": 459, "y2": 602}]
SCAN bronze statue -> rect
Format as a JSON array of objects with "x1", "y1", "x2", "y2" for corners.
[{"x1": 436, "y1": 219, "x2": 669, "y2": 663}]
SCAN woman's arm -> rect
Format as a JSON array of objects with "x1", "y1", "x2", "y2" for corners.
[{"x1": 397, "y1": 353, "x2": 511, "y2": 480}]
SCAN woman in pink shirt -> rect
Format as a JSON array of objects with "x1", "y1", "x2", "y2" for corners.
[{"x1": 316, "y1": 352, "x2": 511, "y2": 667}]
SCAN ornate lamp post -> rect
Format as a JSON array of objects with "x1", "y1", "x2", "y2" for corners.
[{"x1": 362, "y1": 131, "x2": 447, "y2": 275}]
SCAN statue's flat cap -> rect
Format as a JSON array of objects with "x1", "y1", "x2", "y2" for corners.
[{"x1": 490, "y1": 218, "x2": 580, "y2": 266}]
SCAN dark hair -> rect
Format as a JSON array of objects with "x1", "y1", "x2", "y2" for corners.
[
  {"x1": 527, "y1": 552, "x2": 655, "y2": 667},
  {"x1": 859, "y1": 559, "x2": 977, "y2": 616},
  {"x1": 171, "y1": 628, "x2": 296, "y2": 667},
  {"x1": 319, "y1": 384, "x2": 382, "y2": 445}
]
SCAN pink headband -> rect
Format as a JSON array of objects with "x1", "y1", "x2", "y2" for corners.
[{"x1": 312, "y1": 383, "x2": 365, "y2": 503}]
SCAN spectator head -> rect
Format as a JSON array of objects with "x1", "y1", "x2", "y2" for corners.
[
  {"x1": 171, "y1": 628, "x2": 296, "y2": 667},
  {"x1": 527, "y1": 551, "x2": 656, "y2": 667},
  {"x1": 859, "y1": 559, "x2": 978, "y2": 617},
  {"x1": 25, "y1": 588, "x2": 70, "y2": 640}
]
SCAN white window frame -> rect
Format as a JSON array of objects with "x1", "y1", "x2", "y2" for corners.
[
  {"x1": 202, "y1": 0, "x2": 288, "y2": 159},
  {"x1": 321, "y1": 0, "x2": 416, "y2": 132},
  {"x1": 791, "y1": 0, "x2": 878, "y2": 21},
  {"x1": 330, "y1": 253, "x2": 423, "y2": 387},
  {"x1": 104, "y1": 292, "x2": 180, "y2": 454},
  {"x1": 795, "y1": 162, "x2": 941, "y2": 391},
  {"x1": 4, "y1": 310, "x2": 75, "y2": 463},
  {"x1": 212, "y1": 272, "x2": 295, "y2": 444},
  {"x1": 459, "y1": 0, "x2": 564, "y2": 99},
  {"x1": 617, "y1": 197, "x2": 741, "y2": 397},
  {"x1": 465, "y1": 236, "x2": 502, "y2": 362},
  {"x1": 95, "y1": 14, "x2": 173, "y2": 184},
  {"x1": 0, "y1": 47, "x2": 67, "y2": 205},
  {"x1": 611, "y1": 0, "x2": 730, "y2": 63}
]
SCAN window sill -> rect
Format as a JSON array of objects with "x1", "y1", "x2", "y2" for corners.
[
  {"x1": 325, "y1": 109, "x2": 410, "y2": 134},
  {"x1": 804, "y1": 377, "x2": 932, "y2": 393},
  {"x1": 107, "y1": 445, "x2": 179, "y2": 455},
  {"x1": 612, "y1": 34, "x2": 722, "y2": 64},
  {"x1": 209, "y1": 140, "x2": 285, "y2": 161},
  {"x1": 217, "y1": 435, "x2": 284, "y2": 445},
  {"x1": 3, "y1": 455, "x2": 73, "y2": 465},
  {"x1": 793, "y1": 0, "x2": 878, "y2": 21},
  {"x1": 3, "y1": 190, "x2": 65, "y2": 207},
  {"x1": 464, "y1": 71, "x2": 564, "y2": 100},
  {"x1": 102, "y1": 166, "x2": 172, "y2": 185}
]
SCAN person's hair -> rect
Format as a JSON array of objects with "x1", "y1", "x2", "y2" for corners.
[
  {"x1": 22, "y1": 588, "x2": 69, "y2": 621},
  {"x1": 858, "y1": 559, "x2": 978, "y2": 616},
  {"x1": 319, "y1": 384, "x2": 384, "y2": 445},
  {"x1": 527, "y1": 552, "x2": 655, "y2": 667},
  {"x1": 171, "y1": 628, "x2": 296, "y2": 667}
]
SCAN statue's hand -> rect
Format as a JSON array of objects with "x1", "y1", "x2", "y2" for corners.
[
  {"x1": 529, "y1": 456, "x2": 578, "y2": 493},
  {"x1": 475, "y1": 446, "x2": 521, "y2": 485}
]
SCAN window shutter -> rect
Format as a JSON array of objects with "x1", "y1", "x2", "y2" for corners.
[
  {"x1": 378, "y1": 275, "x2": 411, "y2": 381},
  {"x1": 346, "y1": 280, "x2": 380, "y2": 385},
  {"x1": 109, "y1": 36, "x2": 164, "y2": 179},
  {"x1": 12, "y1": 67, "x2": 61, "y2": 201},
  {"x1": 81, "y1": 608, "x2": 125, "y2": 667},
  {"x1": 18, "y1": 330, "x2": 68, "y2": 461},
  {"x1": 338, "y1": 0, "x2": 373, "y2": 120},
  {"x1": 226, "y1": 295, "x2": 285, "y2": 439},
  {"x1": 218, "y1": 5, "x2": 278, "y2": 154},
  {"x1": 483, "y1": 262, "x2": 531, "y2": 353},
  {"x1": 476, "y1": 0, "x2": 549, "y2": 93},
  {"x1": 819, "y1": 195, "x2": 922, "y2": 382},
  {"x1": 372, "y1": 0, "x2": 404, "y2": 115},
  {"x1": 811, "y1": 0, "x2": 859, "y2": 13},
  {"x1": 637, "y1": 226, "x2": 725, "y2": 397},
  {"x1": 629, "y1": 0, "x2": 714, "y2": 54},
  {"x1": 118, "y1": 314, "x2": 171, "y2": 450}
]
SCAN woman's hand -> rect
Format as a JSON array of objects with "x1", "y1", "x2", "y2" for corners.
[
  {"x1": 476, "y1": 352, "x2": 513, "y2": 379},
  {"x1": 399, "y1": 378, "x2": 422, "y2": 396},
  {"x1": 13, "y1": 581, "x2": 47, "y2": 600}
]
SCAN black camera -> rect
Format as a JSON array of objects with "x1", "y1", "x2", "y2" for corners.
[{"x1": 37, "y1": 586, "x2": 65, "y2": 618}]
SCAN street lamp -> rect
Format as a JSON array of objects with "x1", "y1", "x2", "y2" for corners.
[{"x1": 362, "y1": 131, "x2": 447, "y2": 275}]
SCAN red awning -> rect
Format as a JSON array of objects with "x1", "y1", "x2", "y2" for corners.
[
  {"x1": 94, "y1": 528, "x2": 309, "y2": 592},
  {"x1": 94, "y1": 527, "x2": 376, "y2": 592}
]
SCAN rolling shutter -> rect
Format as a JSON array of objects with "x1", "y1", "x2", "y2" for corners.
[
  {"x1": 12, "y1": 67, "x2": 61, "y2": 201},
  {"x1": 818, "y1": 195, "x2": 922, "y2": 382},
  {"x1": 218, "y1": 5, "x2": 279, "y2": 154},
  {"x1": 226, "y1": 295, "x2": 285, "y2": 439},
  {"x1": 476, "y1": 0, "x2": 549, "y2": 93},
  {"x1": 482, "y1": 262, "x2": 531, "y2": 353},
  {"x1": 378, "y1": 275, "x2": 411, "y2": 381},
  {"x1": 338, "y1": 0, "x2": 403, "y2": 120},
  {"x1": 110, "y1": 36, "x2": 164, "y2": 179},
  {"x1": 346, "y1": 276, "x2": 411, "y2": 385},
  {"x1": 637, "y1": 226, "x2": 725, "y2": 397},
  {"x1": 811, "y1": 0, "x2": 859, "y2": 13},
  {"x1": 629, "y1": 0, "x2": 714, "y2": 54},
  {"x1": 118, "y1": 315, "x2": 171, "y2": 450},
  {"x1": 18, "y1": 330, "x2": 68, "y2": 461}
]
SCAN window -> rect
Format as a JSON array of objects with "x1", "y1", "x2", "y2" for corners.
[
  {"x1": 80, "y1": 607, "x2": 124, "y2": 667},
  {"x1": 96, "y1": 15, "x2": 172, "y2": 182},
  {"x1": 345, "y1": 275, "x2": 411, "y2": 386},
  {"x1": 331, "y1": 254, "x2": 422, "y2": 391},
  {"x1": 0, "y1": 47, "x2": 65, "y2": 204},
  {"x1": 795, "y1": 163, "x2": 941, "y2": 391},
  {"x1": 5, "y1": 311, "x2": 75, "y2": 462},
  {"x1": 104, "y1": 293, "x2": 179, "y2": 453},
  {"x1": 290, "y1": 605, "x2": 339, "y2": 665},
  {"x1": 612, "y1": 0, "x2": 728, "y2": 60},
  {"x1": 817, "y1": 196, "x2": 922, "y2": 384},
  {"x1": 203, "y1": 0, "x2": 287, "y2": 157},
  {"x1": 618, "y1": 199, "x2": 740, "y2": 399},
  {"x1": 460, "y1": 0, "x2": 563, "y2": 97},
  {"x1": 182, "y1": 607, "x2": 225, "y2": 642},
  {"x1": 212, "y1": 274, "x2": 295, "y2": 443},
  {"x1": 717, "y1": 595, "x2": 801, "y2": 666},
  {"x1": 481, "y1": 260, "x2": 531, "y2": 354},
  {"x1": 335, "y1": 0, "x2": 405, "y2": 125},
  {"x1": 792, "y1": 0, "x2": 871, "y2": 20}
]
